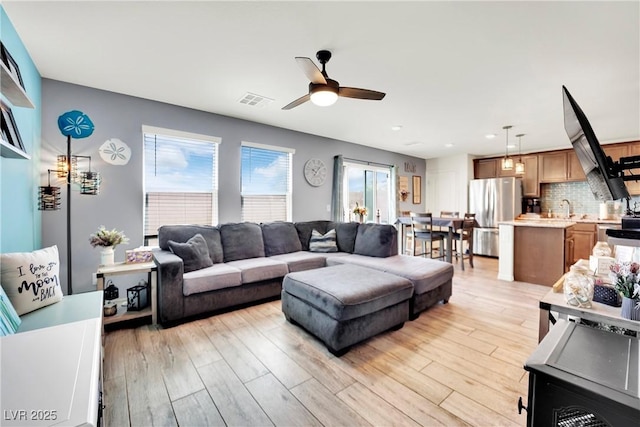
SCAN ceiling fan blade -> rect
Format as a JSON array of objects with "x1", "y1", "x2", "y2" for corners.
[
  {"x1": 282, "y1": 94, "x2": 311, "y2": 110},
  {"x1": 339, "y1": 87, "x2": 386, "y2": 100},
  {"x1": 295, "y1": 57, "x2": 326, "y2": 84}
]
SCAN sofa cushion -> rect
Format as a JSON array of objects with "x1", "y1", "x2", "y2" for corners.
[
  {"x1": 261, "y1": 222, "x2": 302, "y2": 256},
  {"x1": 168, "y1": 234, "x2": 214, "y2": 273},
  {"x1": 269, "y1": 251, "x2": 327, "y2": 273},
  {"x1": 295, "y1": 221, "x2": 331, "y2": 251},
  {"x1": 353, "y1": 224, "x2": 398, "y2": 258},
  {"x1": 328, "y1": 221, "x2": 360, "y2": 253},
  {"x1": 0, "y1": 246, "x2": 64, "y2": 316},
  {"x1": 158, "y1": 225, "x2": 223, "y2": 264},
  {"x1": 327, "y1": 254, "x2": 453, "y2": 295},
  {"x1": 220, "y1": 222, "x2": 265, "y2": 262},
  {"x1": 225, "y1": 258, "x2": 288, "y2": 284},
  {"x1": 309, "y1": 229, "x2": 338, "y2": 253},
  {"x1": 182, "y1": 264, "x2": 243, "y2": 296},
  {"x1": 283, "y1": 264, "x2": 413, "y2": 321}
]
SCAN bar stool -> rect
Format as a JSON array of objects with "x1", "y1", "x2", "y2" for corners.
[
  {"x1": 451, "y1": 213, "x2": 475, "y2": 270},
  {"x1": 409, "y1": 212, "x2": 445, "y2": 259}
]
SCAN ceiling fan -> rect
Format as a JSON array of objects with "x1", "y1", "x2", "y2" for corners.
[{"x1": 282, "y1": 50, "x2": 386, "y2": 110}]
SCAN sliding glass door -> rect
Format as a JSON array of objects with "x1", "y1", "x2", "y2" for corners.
[{"x1": 343, "y1": 162, "x2": 391, "y2": 223}]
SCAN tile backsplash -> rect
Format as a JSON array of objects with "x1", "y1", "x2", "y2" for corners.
[{"x1": 540, "y1": 181, "x2": 640, "y2": 216}]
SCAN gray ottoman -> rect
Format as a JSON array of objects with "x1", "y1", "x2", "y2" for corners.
[{"x1": 281, "y1": 264, "x2": 413, "y2": 356}]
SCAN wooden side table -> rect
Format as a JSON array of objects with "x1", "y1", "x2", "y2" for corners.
[
  {"x1": 96, "y1": 261, "x2": 157, "y2": 325},
  {"x1": 539, "y1": 288, "x2": 640, "y2": 342}
]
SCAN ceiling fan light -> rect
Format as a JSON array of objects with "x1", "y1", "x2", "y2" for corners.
[{"x1": 310, "y1": 86, "x2": 338, "y2": 107}]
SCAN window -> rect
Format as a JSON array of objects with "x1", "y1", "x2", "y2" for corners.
[
  {"x1": 241, "y1": 142, "x2": 294, "y2": 223},
  {"x1": 343, "y1": 161, "x2": 392, "y2": 223},
  {"x1": 143, "y1": 126, "x2": 220, "y2": 241}
]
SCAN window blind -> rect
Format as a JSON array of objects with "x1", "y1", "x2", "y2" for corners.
[
  {"x1": 241, "y1": 143, "x2": 293, "y2": 223},
  {"x1": 143, "y1": 131, "x2": 219, "y2": 237}
]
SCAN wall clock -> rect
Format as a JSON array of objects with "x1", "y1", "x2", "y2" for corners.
[{"x1": 304, "y1": 158, "x2": 327, "y2": 187}]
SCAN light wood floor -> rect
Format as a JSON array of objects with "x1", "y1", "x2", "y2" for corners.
[{"x1": 103, "y1": 257, "x2": 549, "y2": 427}]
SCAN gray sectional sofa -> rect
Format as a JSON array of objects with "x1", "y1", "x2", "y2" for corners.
[{"x1": 153, "y1": 220, "x2": 453, "y2": 326}]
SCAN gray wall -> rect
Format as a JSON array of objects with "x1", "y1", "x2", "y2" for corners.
[{"x1": 41, "y1": 79, "x2": 426, "y2": 294}]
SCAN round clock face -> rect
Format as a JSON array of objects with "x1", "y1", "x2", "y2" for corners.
[{"x1": 304, "y1": 158, "x2": 328, "y2": 187}]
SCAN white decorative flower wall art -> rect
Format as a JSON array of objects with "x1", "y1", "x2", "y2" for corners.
[{"x1": 99, "y1": 138, "x2": 131, "y2": 165}]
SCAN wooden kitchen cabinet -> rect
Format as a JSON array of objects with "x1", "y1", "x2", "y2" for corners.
[
  {"x1": 514, "y1": 224, "x2": 574, "y2": 286},
  {"x1": 539, "y1": 152, "x2": 567, "y2": 183},
  {"x1": 567, "y1": 150, "x2": 586, "y2": 181},
  {"x1": 521, "y1": 154, "x2": 539, "y2": 197},
  {"x1": 474, "y1": 158, "x2": 498, "y2": 179},
  {"x1": 572, "y1": 222, "x2": 596, "y2": 264}
]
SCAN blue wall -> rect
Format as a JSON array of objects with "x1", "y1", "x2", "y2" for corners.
[{"x1": 0, "y1": 6, "x2": 42, "y2": 252}]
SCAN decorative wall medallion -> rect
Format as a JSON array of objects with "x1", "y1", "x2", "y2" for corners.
[
  {"x1": 57, "y1": 110, "x2": 94, "y2": 138},
  {"x1": 99, "y1": 138, "x2": 131, "y2": 165}
]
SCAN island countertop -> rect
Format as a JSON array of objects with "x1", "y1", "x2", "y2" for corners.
[{"x1": 500, "y1": 220, "x2": 575, "y2": 229}]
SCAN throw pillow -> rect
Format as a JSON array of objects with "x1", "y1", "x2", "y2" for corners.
[
  {"x1": 168, "y1": 234, "x2": 214, "y2": 273},
  {"x1": 309, "y1": 229, "x2": 338, "y2": 253},
  {"x1": 0, "y1": 245, "x2": 64, "y2": 316},
  {"x1": 0, "y1": 285, "x2": 21, "y2": 336}
]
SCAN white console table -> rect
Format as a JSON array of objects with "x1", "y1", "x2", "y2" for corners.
[{"x1": 0, "y1": 291, "x2": 103, "y2": 427}]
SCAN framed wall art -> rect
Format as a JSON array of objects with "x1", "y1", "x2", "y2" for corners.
[
  {"x1": 412, "y1": 175, "x2": 421, "y2": 204},
  {"x1": 1, "y1": 41, "x2": 25, "y2": 89},
  {"x1": 1, "y1": 101, "x2": 25, "y2": 152}
]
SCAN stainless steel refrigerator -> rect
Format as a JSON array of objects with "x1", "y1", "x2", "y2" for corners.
[{"x1": 469, "y1": 177, "x2": 522, "y2": 257}]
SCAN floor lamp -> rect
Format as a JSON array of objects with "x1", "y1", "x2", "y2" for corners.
[{"x1": 49, "y1": 111, "x2": 98, "y2": 295}]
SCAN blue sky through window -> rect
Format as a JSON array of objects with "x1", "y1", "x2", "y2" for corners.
[
  {"x1": 144, "y1": 135, "x2": 215, "y2": 192},
  {"x1": 241, "y1": 146, "x2": 289, "y2": 195}
]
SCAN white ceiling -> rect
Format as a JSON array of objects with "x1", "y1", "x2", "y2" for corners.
[{"x1": 3, "y1": 1, "x2": 639, "y2": 159}]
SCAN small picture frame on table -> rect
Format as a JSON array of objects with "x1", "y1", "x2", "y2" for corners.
[
  {"x1": 412, "y1": 175, "x2": 421, "y2": 204},
  {"x1": 1, "y1": 41, "x2": 25, "y2": 89},
  {"x1": 0, "y1": 100, "x2": 25, "y2": 152}
]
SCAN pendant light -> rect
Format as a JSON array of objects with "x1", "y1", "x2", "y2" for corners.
[
  {"x1": 515, "y1": 133, "x2": 525, "y2": 175},
  {"x1": 501, "y1": 125, "x2": 513, "y2": 170}
]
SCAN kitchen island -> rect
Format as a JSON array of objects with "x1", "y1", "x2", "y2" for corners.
[{"x1": 499, "y1": 220, "x2": 575, "y2": 286}]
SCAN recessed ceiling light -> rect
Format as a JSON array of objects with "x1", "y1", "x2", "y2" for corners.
[
  {"x1": 507, "y1": 144, "x2": 516, "y2": 149},
  {"x1": 444, "y1": 143, "x2": 454, "y2": 148},
  {"x1": 485, "y1": 134, "x2": 496, "y2": 139},
  {"x1": 391, "y1": 125, "x2": 403, "y2": 131}
]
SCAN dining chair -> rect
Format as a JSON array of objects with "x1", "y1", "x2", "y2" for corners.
[
  {"x1": 436, "y1": 211, "x2": 460, "y2": 234},
  {"x1": 451, "y1": 213, "x2": 476, "y2": 270},
  {"x1": 400, "y1": 211, "x2": 413, "y2": 254},
  {"x1": 409, "y1": 212, "x2": 445, "y2": 259}
]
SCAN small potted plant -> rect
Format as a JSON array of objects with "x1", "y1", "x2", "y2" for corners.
[
  {"x1": 609, "y1": 261, "x2": 640, "y2": 320},
  {"x1": 353, "y1": 202, "x2": 368, "y2": 223},
  {"x1": 89, "y1": 226, "x2": 129, "y2": 265}
]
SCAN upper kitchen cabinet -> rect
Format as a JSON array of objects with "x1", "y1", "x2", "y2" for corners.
[
  {"x1": 566, "y1": 150, "x2": 586, "y2": 181},
  {"x1": 474, "y1": 158, "x2": 498, "y2": 179},
  {"x1": 539, "y1": 151, "x2": 567, "y2": 183},
  {"x1": 521, "y1": 155, "x2": 539, "y2": 197}
]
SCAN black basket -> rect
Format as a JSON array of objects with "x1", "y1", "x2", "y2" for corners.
[{"x1": 593, "y1": 284, "x2": 621, "y2": 307}]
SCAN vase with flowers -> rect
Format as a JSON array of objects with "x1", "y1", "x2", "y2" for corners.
[
  {"x1": 353, "y1": 202, "x2": 368, "y2": 223},
  {"x1": 90, "y1": 225, "x2": 129, "y2": 265},
  {"x1": 399, "y1": 189, "x2": 410, "y2": 202},
  {"x1": 609, "y1": 261, "x2": 640, "y2": 320}
]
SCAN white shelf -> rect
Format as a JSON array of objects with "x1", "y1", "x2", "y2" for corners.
[
  {"x1": 1, "y1": 61, "x2": 34, "y2": 108},
  {"x1": 0, "y1": 137, "x2": 30, "y2": 159}
]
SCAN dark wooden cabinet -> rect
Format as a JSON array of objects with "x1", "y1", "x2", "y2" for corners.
[
  {"x1": 514, "y1": 225, "x2": 574, "y2": 286},
  {"x1": 474, "y1": 158, "x2": 497, "y2": 179},
  {"x1": 521, "y1": 155, "x2": 539, "y2": 197},
  {"x1": 539, "y1": 152, "x2": 567, "y2": 183},
  {"x1": 571, "y1": 222, "x2": 595, "y2": 264}
]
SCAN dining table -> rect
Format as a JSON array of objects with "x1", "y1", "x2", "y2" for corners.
[{"x1": 395, "y1": 216, "x2": 477, "y2": 264}]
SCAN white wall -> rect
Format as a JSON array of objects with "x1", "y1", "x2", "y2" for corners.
[{"x1": 425, "y1": 154, "x2": 474, "y2": 215}]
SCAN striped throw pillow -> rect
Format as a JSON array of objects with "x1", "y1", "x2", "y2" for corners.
[{"x1": 309, "y1": 229, "x2": 338, "y2": 253}]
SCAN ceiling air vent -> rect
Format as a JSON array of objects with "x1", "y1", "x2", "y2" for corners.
[{"x1": 238, "y1": 92, "x2": 273, "y2": 108}]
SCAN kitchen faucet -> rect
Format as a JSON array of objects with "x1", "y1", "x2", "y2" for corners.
[{"x1": 560, "y1": 199, "x2": 571, "y2": 218}]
